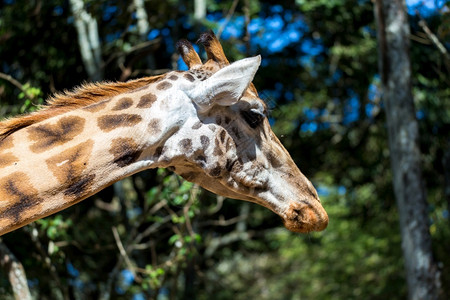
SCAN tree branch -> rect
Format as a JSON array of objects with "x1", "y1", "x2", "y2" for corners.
[
  {"x1": 0, "y1": 72, "x2": 35, "y2": 99},
  {"x1": 416, "y1": 10, "x2": 450, "y2": 72},
  {"x1": 0, "y1": 239, "x2": 32, "y2": 300},
  {"x1": 0, "y1": 72, "x2": 24, "y2": 91},
  {"x1": 26, "y1": 225, "x2": 69, "y2": 300},
  {"x1": 112, "y1": 226, "x2": 141, "y2": 282},
  {"x1": 217, "y1": 0, "x2": 239, "y2": 39}
]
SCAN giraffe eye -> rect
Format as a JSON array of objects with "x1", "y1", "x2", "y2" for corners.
[{"x1": 241, "y1": 109, "x2": 265, "y2": 128}]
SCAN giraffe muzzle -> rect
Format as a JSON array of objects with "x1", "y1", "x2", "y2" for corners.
[{"x1": 283, "y1": 199, "x2": 329, "y2": 233}]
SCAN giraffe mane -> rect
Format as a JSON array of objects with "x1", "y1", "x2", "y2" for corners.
[{"x1": 0, "y1": 75, "x2": 163, "y2": 140}]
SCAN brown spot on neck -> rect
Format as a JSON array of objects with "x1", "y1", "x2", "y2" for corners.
[
  {"x1": 200, "y1": 135, "x2": 210, "y2": 149},
  {"x1": 137, "y1": 93, "x2": 157, "y2": 108},
  {"x1": 148, "y1": 119, "x2": 162, "y2": 135},
  {"x1": 0, "y1": 172, "x2": 43, "y2": 224},
  {"x1": 28, "y1": 116, "x2": 85, "y2": 153},
  {"x1": 46, "y1": 140, "x2": 96, "y2": 200},
  {"x1": 46, "y1": 139, "x2": 94, "y2": 183},
  {"x1": 192, "y1": 121, "x2": 202, "y2": 130},
  {"x1": 0, "y1": 153, "x2": 18, "y2": 168},
  {"x1": 97, "y1": 114, "x2": 142, "y2": 132},
  {"x1": 208, "y1": 124, "x2": 216, "y2": 132},
  {"x1": 110, "y1": 138, "x2": 143, "y2": 167},
  {"x1": 0, "y1": 135, "x2": 14, "y2": 152},
  {"x1": 64, "y1": 174, "x2": 96, "y2": 198},
  {"x1": 179, "y1": 138, "x2": 193, "y2": 153},
  {"x1": 112, "y1": 97, "x2": 134, "y2": 111},
  {"x1": 184, "y1": 73, "x2": 195, "y2": 82},
  {"x1": 156, "y1": 81, "x2": 172, "y2": 90}
]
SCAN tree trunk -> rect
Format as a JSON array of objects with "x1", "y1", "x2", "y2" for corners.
[
  {"x1": 134, "y1": 0, "x2": 149, "y2": 40},
  {"x1": 133, "y1": 0, "x2": 156, "y2": 71},
  {"x1": 69, "y1": 0, "x2": 103, "y2": 81},
  {"x1": 374, "y1": 1, "x2": 442, "y2": 299},
  {"x1": 0, "y1": 240, "x2": 32, "y2": 300},
  {"x1": 194, "y1": 0, "x2": 206, "y2": 22},
  {"x1": 443, "y1": 143, "x2": 450, "y2": 218}
]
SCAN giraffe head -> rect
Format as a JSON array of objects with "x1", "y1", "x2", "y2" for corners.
[
  {"x1": 0, "y1": 32, "x2": 327, "y2": 235},
  {"x1": 158, "y1": 33, "x2": 328, "y2": 233}
]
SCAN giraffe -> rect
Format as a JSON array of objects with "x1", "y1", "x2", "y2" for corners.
[{"x1": 0, "y1": 32, "x2": 328, "y2": 236}]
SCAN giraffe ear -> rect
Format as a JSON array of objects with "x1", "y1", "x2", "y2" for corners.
[{"x1": 186, "y1": 55, "x2": 261, "y2": 111}]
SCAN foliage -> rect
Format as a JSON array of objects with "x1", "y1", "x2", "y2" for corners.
[{"x1": 0, "y1": 0, "x2": 449, "y2": 299}]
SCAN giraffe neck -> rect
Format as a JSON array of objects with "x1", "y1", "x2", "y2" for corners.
[{"x1": 0, "y1": 75, "x2": 188, "y2": 235}]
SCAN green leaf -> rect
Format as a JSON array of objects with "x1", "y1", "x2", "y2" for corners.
[{"x1": 168, "y1": 234, "x2": 180, "y2": 245}]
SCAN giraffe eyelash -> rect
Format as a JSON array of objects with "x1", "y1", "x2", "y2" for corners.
[
  {"x1": 259, "y1": 91, "x2": 277, "y2": 110},
  {"x1": 257, "y1": 94, "x2": 275, "y2": 119}
]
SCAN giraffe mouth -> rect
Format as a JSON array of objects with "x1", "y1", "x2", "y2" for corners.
[{"x1": 282, "y1": 200, "x2": 328, "y2": 233}]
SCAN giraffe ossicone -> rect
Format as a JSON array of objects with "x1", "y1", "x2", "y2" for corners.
[{"x1": 0, "y1": 32, "x2": 328, "y2": 236}]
